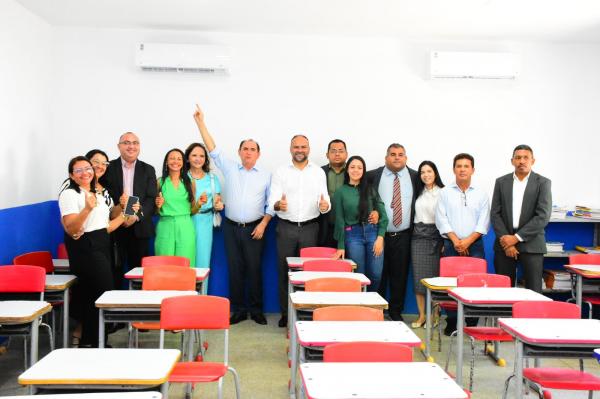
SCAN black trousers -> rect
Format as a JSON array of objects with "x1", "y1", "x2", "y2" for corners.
[
  {"x1": 114, "y1": 227, "x2": 149, "y2": 289},
  {"x1": 223, "y1": 219, "x2": 265, "y2": 314},
  {"x1": 378, "y1": 231, "x2": 411, "y2": 316},
  {"x1": 65, "y1": 229, "x2": 114, "y2": 347},
  {"x1": 277, "y1": 220, "x2": 319, "y2": 313},
  {"x1": 494, "y1": 251, "x2": 544, "y2": 293}
]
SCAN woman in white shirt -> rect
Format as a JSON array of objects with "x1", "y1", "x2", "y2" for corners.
[
  {"x1": 410, "y1": 161, "x2": 444, "y2": 328},
  {"x1": 59, "y1": 156, "x2": 135, "y2": 347}
]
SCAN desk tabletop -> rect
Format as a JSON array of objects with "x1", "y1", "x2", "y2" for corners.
[
  {"x1": 0, "y1": 301, "x2": 52, "y2": 323},
  {"x1": 286, "y1": 257, "x2": 357, "y2": 268},
  {"x1": 45, "y1": 274, "x2": 77, "y2": 290},
  {"x1": 448, "y1": 287, "x2": 551, "y2": 305},
  {"x1": 295, "y1": 321, "x2": 421, "y2": 347},
  {"x1": 300, "y1": 362, "x2": 468, "y2": 399},
  {"x1": 289, "y1": 271, "x2": 370, "y2": 285},
  {"x1": 95, "y1": 290, "x2": 197, "y2": 308},
  {"x1": 498, "y1": 318, "x2": 600, "y2": 345},
  {"x1": 290, "y1": 291, "x2": 388, "y2": 309},
  {"x1": 564, "y1": 264, "x2": 600, "y2": 278},
  {"x1": 18, "y1": 348, "x2": 180, "y2": 386},
  {"x1": 124, "y1": 267, "x2": 210, "y2": 280},
  {"x1": 421, "y1": 277, "x2": 457, "y2": 290},
  {"x1": 0, "y1": 393, "x2": 162, "y2": 399}
]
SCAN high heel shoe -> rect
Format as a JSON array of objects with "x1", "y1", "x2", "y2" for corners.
[{"x1": 411, "y1": 320, "x2": 426, "y2": 329}]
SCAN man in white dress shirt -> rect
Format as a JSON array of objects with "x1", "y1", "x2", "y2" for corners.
[{"x1": 269, "y1": 135, "x2": 331, "y2": 327}]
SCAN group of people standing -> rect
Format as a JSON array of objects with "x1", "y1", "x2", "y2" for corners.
[{"x1": 57, "y1": 103, "x2": 552, "y2": 346}]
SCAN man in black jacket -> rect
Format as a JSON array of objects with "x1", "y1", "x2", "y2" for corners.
[
  {"x1": 318, "y1": 139, "x2": 348, "y2": 248},
  {"x1": 367, "y1": 143, "x2": 418, "y2": 321},
  {"x1": 101, "y1": 132, "x2": 157, "y2": 288}
]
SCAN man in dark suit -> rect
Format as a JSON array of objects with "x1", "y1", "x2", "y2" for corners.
[
  {"x1": 318, "y1": 139, "x2": 348, "y2": 248},
  {"x1": 367, "y1": 143, "x2": 418, "y2": 321},
  {"x1": 491, "y1": 144, "x2": 552, "y2": 293},
  {"x1": 101, "y1": 132, "x2": 157, "y2": 287}
]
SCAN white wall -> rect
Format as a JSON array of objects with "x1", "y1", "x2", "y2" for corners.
[
  {"x1": 4, "y1": 12, "x2": 600, "y2": 208},
  {"x1": 0, "y1": 0, "x2": 53, "y2": 209}
]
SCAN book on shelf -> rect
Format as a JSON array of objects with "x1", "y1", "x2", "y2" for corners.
[
  {"x1": 546, "y1": 242, "x2": 564, "y2": 253},
  {"x1": 575, "y1": 245, "x2": 600, "y2": 254},
  {"x1": 550, "y1": 205, "x2": 568, "y2": 220},
  {"x1": 573, "y1": 205, "x2": 600, "y2": 220}
]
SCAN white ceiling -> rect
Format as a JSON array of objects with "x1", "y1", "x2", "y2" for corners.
[{"x1": 16, "y1": 0, "x2": 600, "y2": 42}]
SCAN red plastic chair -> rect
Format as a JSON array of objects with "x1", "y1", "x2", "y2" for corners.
[
  {"x1": 568, "y1": 254, "x2": 600, "y2": 318},
  {"x1": 313, "y1": 305, "x2": 384, "y2": 321},
  {"x1": 445, "y1": 273, "x2": 512, "y2": 391},
  {"x1": 159, "y1": 295, "x2": 240, "y2": 399},
  {"x1": 0, "y1": 265, "x2": 54, "y2": 368},
  {"x1": 323, "y1": 342, "x2": 412, "y2": 362},
  {"x1": 57, "y1": 243, "x2": 68, "y2": 259},
  {"x1": 503, "y1": 301, "x2": 600, "y2": 399},
  {"x1": 13, "y1": 251, "x2": 54, "y2": 273},
  {"x1": 131, "y1": 265, "x2": 196, "y2": 347},
  {"x1": 302, "y1": 259, "x2": 353, "y2": 272},
  {"x1": 141, "y1": 255, "x2": 191, "y2": 268},
  {"x1": 299, "y1": 247, "x2": 337, "y2": 258},
  {"x1": 304, "y1": 277, "x2": 361, "y2": 292}
]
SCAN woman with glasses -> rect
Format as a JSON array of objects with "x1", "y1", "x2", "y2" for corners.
[{"x1": 59, "y1": 156, "x2": 136, "y2": 347}]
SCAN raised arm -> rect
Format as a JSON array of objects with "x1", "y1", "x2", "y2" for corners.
[{"x1": 193, "y1": 104, "x2": 216, "y2": 152}]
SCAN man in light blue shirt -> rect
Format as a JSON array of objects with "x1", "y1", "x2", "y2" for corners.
[{"x1": 194, "y1": 105, "x2": 273, "y2": 326}]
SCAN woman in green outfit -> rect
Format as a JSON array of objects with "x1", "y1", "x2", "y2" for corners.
[
  {"x1": 333, "y1": 155, "x2": 388, "y2": 292},
  {"x1": 154, "y1": 148, "x2": 197, "y2": 266}
]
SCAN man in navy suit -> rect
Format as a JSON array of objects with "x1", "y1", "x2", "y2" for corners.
[{"x1": 491, "y1": 144, "x2": 552, "y2": 292}]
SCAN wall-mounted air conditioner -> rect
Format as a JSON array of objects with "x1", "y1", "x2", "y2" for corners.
[
  {"x1": 135, "y1": 43, "x2": 230, "y2": 73},
  {"x1": 430, "y1": 51, "x2": 519, "y2": 80}
]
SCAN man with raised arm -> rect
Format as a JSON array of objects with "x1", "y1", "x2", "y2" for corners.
[{"x1": 193, "y1": 105, "x2": 273, "y2": 325}]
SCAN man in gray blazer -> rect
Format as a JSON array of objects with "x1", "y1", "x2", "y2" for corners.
[{"x1": 491, "y1": 144, "x2": 552, "y2": 292}]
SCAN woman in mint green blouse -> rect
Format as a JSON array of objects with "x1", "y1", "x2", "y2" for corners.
[
  {"x1": 333, "y1": 155, "x2": 388, "y2": 291},
  {"x1": 154, "y1": 148, "x2": 196, "y2": 266}
]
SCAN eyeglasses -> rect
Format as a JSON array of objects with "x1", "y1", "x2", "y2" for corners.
[
  {"x1": 72, "y1": 167, "x2": 94, "y2": 175},
  {"x1": 461, "y1": 191, "x2": 467, "y2": 207},
  {"x1": 91, "y1": 160, "x2": 110, "y2": 166},
  {"x1": 119, "y1": 141, "x2": 140, "y2": 146}
]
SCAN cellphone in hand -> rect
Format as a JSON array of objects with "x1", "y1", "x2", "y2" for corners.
[{"x1": 124, "y1": 195, "x2": 139, "y2": 216}]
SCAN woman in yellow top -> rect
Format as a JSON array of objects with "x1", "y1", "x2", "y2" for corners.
[{"x1": 154, "y1": 148, "x2": 197, "y2": 266}]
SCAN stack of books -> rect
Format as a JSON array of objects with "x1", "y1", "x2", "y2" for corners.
[
  {"x1": 546, "y1": 242, "x2": 564, "y2": 253},
  {"x1": 575, "y1": 245, "x2": 600, "y2": 254},
  {"x1": 551, "y1": 206, "x2": 568, "y2": 220},
  {"x1": 573, "y1": 205, "x2": 600, "y2": 220},
  {"x1": 542, "y1": 270, "x2": 572, "y2": 290}
]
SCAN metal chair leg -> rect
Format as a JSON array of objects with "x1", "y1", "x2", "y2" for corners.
[
  {"x1": 469, "y1": 338, "x2": 475, "y2": 392},
  {"x1": 228, "y1": 366, "x2": 241, "y2": 399},
  {"x1": 444, "y1": 330, "x2": 458, "y2": 371},
  {"x1": 502, "y1": 374, "x2": 514, "y2": 399},
  {"x1": 40, "y1": 322, "x2": 54, "y2": 351}
]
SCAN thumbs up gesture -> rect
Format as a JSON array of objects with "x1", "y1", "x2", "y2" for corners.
[
  {"x1": 318, "y1": 194, "x2": 329, "y2": 213},
  {"x1": 84, "y1": 191, "x2": 97, "y2": 210},
  {"x1": 198, "y1": 192, "x2": 208, "y2": 206},
  {"x1": 214, "y1": 194, "x2": 224, "y2": 211},
  {"x1": 155, "y1": 192, "x2": 165, "y2": 209},
  {"x1": 277, "y1": 193, "x2": 288, "y2": 212}
]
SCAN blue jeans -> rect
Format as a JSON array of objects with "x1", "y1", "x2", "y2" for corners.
[
  {"x1": 345, "y1": 224, "x2": 384, "y2": 292},
  {"x1": 443, "y1": 238, "x2": 485, "y2": 259}
]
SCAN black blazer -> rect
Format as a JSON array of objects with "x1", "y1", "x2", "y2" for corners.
[
  {"x1": 367, "y1": 166, "x2": 419, "y2": 230},
  {"x1": 490, "y1": 171, "x2": 552, "y2": 254},
  {"x1": 317, "y1": 164, "x2": 336, "y2": 246},
  {"x1": 101, "y1": 158, "x2": 157, "y2": 239}
]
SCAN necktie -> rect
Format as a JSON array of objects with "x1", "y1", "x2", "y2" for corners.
[{"x1": 392, "y1": 173, "x2": 402, "y2": 227}]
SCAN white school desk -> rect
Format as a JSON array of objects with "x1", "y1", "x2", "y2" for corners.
[
  {"x1": 498, "y1": 318, "x2": 600, "y2": 398},
  {"x1": 447, "y1": 287, "x2": 551, "y2": 388},
  {"x1": 0, "y1": 300, "x2": 52, "y2": 365},
  {"x1": 124, "y1": 267, "x2": 210, "y2": 294},
  {"x1": 52, "y1": 259, "x2": 70, "y2": 273},
  {"x1": 420, "y1": 277, "x2": 457, "y2": 361},
  {"x1": 300, "y1": 362, "x2": 468, "y2": 399},
  {"x1": 0, "y1": 392, "x2": 162, "y2": 398},
  {"x1": 95, "y1": 290, "x2": 197, "y2": 348},
  {"x1": 286, "y1": 257, "x2": 356, "y2": 270},
  {"x1": 18, "y1": 348, "x2": 180, "y2": 397},
  {"x1": 288, "y1": 291, "x2": 388, "y2": 398},
  {"x1": 45, "y1": 274, "x2": 77, "y2": 348},
  {"x1": 563, "y1": 264, "x2": 600, "y2": 309}
]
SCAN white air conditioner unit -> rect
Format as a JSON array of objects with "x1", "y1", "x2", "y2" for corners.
[
  {"x1": 135, "y1": 43, "x2": 230, "y2": 73},
  {"x1": 430, "y1": 51, "x2": 518, "y2": 80}
]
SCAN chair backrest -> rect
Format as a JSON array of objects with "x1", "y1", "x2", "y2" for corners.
[
  {"x1": 457, "y1": 273, "x2": 511, "y2": 288},
  {"x1": 304, "y1": 277, "x2": 361, "y2": 292},
  {"x1": 439, "y1": 256, "x2": 487, "y2": 277},
  {"x1": 323, "y1": 342, "x2": 412, "y2": 362},
  {"x1": 313, "y1": 305, "x2": 384, "y2": 321},
  {"x1": 160, "y1": 295, "x2": 230, "y2": 330},
  {"x1": 13, "y1": 251, "x2": 54, "y2": 273},
  {"x1": 141, "y1": 255, "x2": 190, "y2": 268},
  {"x1": 513, "y1": 301, "x2": 580, "y2": 319},
  {"x1": 568, "y1": 254, "x2": 600, "y2": 265},
  {"x1": 57, "y1": 243, "x2": 68, "y2": 259},
  {"x1": 303, "y1": 259, "x2": 353, "y2": 272},
  {"x1": 142, "y1": 265, "x2": 196, "y2": 291},
  {"x1": 300, "y1": 247, "x2": 337, "y2": 258},
  {"x1": 0, "y1": 265, "x2": 46, "y2": 294}
]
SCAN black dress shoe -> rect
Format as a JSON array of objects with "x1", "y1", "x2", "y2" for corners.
[
  {"x1": 251, "y1": 313, "x2": 267, "y2": 325},
  {"x1": 388, "y1": 312, "x2": 404, "y2": 321},
  {"x1": 278, "y1": 314, "x2": 287, "y2": 328},
  {"x1": 230, "y1": 312, "x2": 248, "y2": 325}
]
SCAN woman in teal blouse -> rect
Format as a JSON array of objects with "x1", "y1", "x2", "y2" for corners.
[{"x1": 334, "y1": 155, "x2": 388, "y2": 291}]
